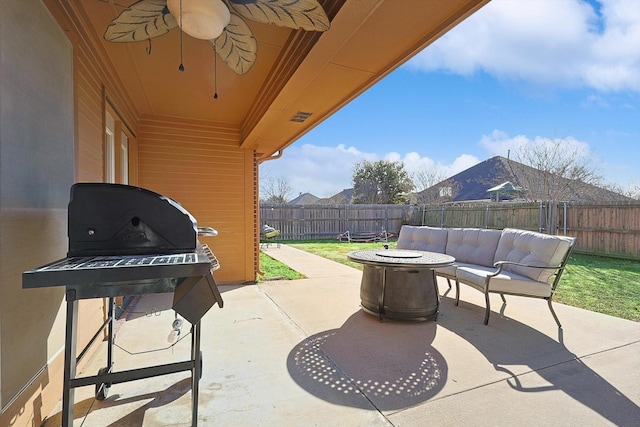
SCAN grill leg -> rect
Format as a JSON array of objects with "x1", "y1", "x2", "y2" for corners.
[
  {"x1": 107, "y1": 297, "x2": 114, "y2": 368},
  {"x1": 191, "y1": 321, "x2": 202, "y2": 426},
  {"x1": 62, "y1": 290, "x2": 78, "y2": 427},
  {"x1": 96, "y1": 296, "x2": 116, "y2": 399}
]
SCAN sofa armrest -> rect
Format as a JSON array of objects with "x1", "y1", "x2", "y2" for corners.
[
  {"x1": 493, "y1": 260, "x2": 559, "y2": 269},
  {"x1": 488, "y1": 260, "x2": 562, "y2": 279}
]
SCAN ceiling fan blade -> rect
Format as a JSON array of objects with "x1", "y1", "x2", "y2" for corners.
[
  {"x1": 211, "y1": 13, "x2": 257, "y2": 75},
  {"x1": 228, "y1": 0, "x2": 330, "y2": 32},
  {"x1": 104, "y1": 0, "x2": 177, "y2": 43}
]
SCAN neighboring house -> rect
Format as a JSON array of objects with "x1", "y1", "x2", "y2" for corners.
[
  {"x1": 415, "y1": 156, "x2": 628, "y2": 203},
  {"x1": 0, "y1": 1, "x2": 490, "y2": 424},
  {"x1": 318, "y1": 188, "x2": 353, "y2": 205},
  {"x1": 289, "y1": 192, "x2": 320, "y2": 205},
  {"x1": 287, "y1": 188, "x2": 352, "y2": 205}
]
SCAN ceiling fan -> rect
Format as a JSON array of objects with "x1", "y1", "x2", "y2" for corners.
[{"x1": 104, "y1": 0, "x2": 330, "y2": 75}]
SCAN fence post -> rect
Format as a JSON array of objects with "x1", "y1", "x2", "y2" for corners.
[
  {"x1": 563, "y1": 202, "x2": 568, "y2": 236},
  {"x1": 345, "y1": 204, "x2": 349, "y2": 234},
  {"x1": 385, "y1": 206, "x2": 389, "y2": 232},
  {"x1": 538, "y1": 201, "x2": 543, "y2": 233},
  {"x1": 485, "y1": 203, "x2": 489, "y2": 229}
]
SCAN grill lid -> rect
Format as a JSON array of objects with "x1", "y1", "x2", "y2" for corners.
[{"x1": 67, "y1": 183, "x2": 198, "y2": 257}]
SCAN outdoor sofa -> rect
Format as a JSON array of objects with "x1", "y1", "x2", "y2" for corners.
[{"x1": 397, "y1": 225, "x2": 576, "y2": 327}]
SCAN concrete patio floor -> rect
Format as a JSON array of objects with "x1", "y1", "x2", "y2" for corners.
[{"x1": 44, "y1": 244, "x2": 640, "y2": 426}]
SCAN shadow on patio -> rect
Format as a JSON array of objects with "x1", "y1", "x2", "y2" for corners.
[
  {"x1": 285, "y1": 294, "x2": 639, "y2": 425},
  {"x1": 43, "y1": 244, "x2": 640, "y2": 426},
  {"x1": 287, "y1": 311, "x2": 445, "y2": 411}
]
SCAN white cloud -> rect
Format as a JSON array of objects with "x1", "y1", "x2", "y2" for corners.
[
  {"x1": 259, "y1": 144, "x2": 480, "y2": 199},
  {"x1": 447, "y1": 154, "x2": 482, "y2": 176},
  {"x1": 479, "y1": 129, "x2": 595, "y2": 161},
  {"x1": 260, "y1": 143, "x2": 375, "y2": 198},
  {"x1": 479, "y1": 130, "x2": 529, "y2": 157},
  {"x1": 406, "y1": 0, "x2": 640, "y2": 93}
]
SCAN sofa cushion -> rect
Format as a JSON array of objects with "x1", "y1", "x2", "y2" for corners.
[
  {"x1": 456, "y1": 265, "x2": 552, "y2": 297},
  {"x1": 494, "y1": 228, "x2": 574, "y2": 283},
  {"x1": 397, "y1": 226, "x2": 448, "y2": 253},
  {"x1": 436, "y1": 262, "x2": 480, "y2": 279},
  {"x1": 445, "y1": 228, "x2": 502, "y2": 267}
]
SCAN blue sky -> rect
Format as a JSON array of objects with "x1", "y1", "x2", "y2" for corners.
[{"x1": 260, "y1": 0, "x2": 640, "y2": 199}]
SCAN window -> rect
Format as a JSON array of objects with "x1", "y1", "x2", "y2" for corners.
[
  {"x1": 120, "y1": 130, "x2": 129, "y2": 184},
  {"x1": 439, "y1": 187, "x2": 452, "y2": 198},
  {"x1": 105, "y1": 102, "x2": 135, "y2": 185},
  {"x1": 105, "y1": 111, "x2": 116, "y2": 183}
]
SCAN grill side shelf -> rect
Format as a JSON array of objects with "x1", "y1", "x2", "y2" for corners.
[{"x1": 22, "y1": 252, "x2": 212, "y2": 289}]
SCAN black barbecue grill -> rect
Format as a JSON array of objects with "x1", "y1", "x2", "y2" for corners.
[{"x1": 22, "y1": 183, "x2": 223, "y2": 427}]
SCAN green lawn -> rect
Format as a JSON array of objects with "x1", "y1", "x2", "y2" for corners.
[
  {"x1": 258, "y1": 251, "x2": 305, "y2": 281},
  {"x1": 558, "y1": 253, "x2": 640, "y2": 321},
  {"x1": 261, "y1": 239, "x2": 639, "y2": 322}
]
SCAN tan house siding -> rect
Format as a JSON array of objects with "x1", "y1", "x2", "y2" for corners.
[
  {"x1": 138, "y1": 116, "x2": 257, "y2": 284},
  {"x1": 1, "y1": 2, "x2": 141, "y2": 425},
  {"x1": 0, "y1": 1, "x2": 75, "y2": 425}
]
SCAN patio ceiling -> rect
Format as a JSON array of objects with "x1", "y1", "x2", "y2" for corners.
[{"x1": 57, "y1": 0, "x2": 490, "y2": 159}]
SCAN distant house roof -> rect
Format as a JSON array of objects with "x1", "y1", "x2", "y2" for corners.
[
  {"x1": 414, "y1": 156, "x2": 517, "y2": 202},
  {"x1": 311, "y1": 188, "x2": 354, "y2": 205},
  {"x1": 328, "y1": 188, "x2": 353, "y2": 204},
  {"x1": 288, "y1": 192, "x2": 319, "y2": 205},
  {"x1": 415, "y1": 156, "x2": 628, "y2": 203}
]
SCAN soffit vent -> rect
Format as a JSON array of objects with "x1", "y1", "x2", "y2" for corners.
[{"x1": 290, "y1": 111, "x2": 313, "y2": 123}]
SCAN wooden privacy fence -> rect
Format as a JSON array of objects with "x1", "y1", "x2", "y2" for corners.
[
  {"x1": 260, "y1": 201, "x2": 640, "y2": 260},
  {"x1": 565, "y1": 202, "x2": 640, "y2": 260},
  {"x1": 417, "y1": 201, "x2": 640, "y2": 260},
  {"x1": 417, "y1": 202, "x2": 560, "y2": 233},
  {"x1": 259, "y1": 204, "x2": 412, "y2": 240}
]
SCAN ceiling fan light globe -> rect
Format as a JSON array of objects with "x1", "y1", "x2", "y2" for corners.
[{"x1": 167, "y1": 0, "x2": 231, "y2": 40}]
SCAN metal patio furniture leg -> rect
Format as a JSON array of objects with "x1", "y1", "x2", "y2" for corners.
[
  {"x1": 548, "y1": 298, "x2": 562, "y2": 328},
  {"x1": 483, "y1": 291, "x2": 491, "y2": 325}
]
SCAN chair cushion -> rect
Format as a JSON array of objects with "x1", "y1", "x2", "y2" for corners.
[
  {"x1": 445, "y1": 228, "x2": 502, "y2": 267},
  {"x1": 494, "y1": 229, "x2": 574, "y2": 283},
  {"x1": 436, "y1": 262, "x2": 480, "y2": 279},
  {"x1": 456, "y1": 265, "x2": 552, "y2": 298},
  {"x1": 397, "y1": 226, "x2": 448, "y2": 253}
]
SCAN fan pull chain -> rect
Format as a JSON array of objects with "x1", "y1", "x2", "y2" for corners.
[
  {"x1": 178, "y1": 0, "x2": 185, "y2": 72},
  {"x1": 145, "y1": 39, "x2": 152, "y2": 55},
  {"x1": 213, "y1": 45, "x2": 219, "y2": 99}
]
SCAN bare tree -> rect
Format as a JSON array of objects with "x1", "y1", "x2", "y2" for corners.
[
  {"x1": 413, "y1": 168, "x2": 446, "y2": 192},
  {"x1": 260, "y1": 175, "x2": 292, "y2": 204},
  {"x1": 412, "y1": 168, "x2": 460, "y2": 204},
  {"x1": 510, "y1": 139, "x2": 602, "y2": 203},
  {"x1": 627, "y1": 183, "x2": 640, "y2": 200},
  {"x1": 604, "y1": 182, "x2": 640, "y2": 200}
]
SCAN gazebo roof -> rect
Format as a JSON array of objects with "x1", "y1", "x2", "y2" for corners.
[{"x1": 487, "y1": 181, "x2": 524, "y2": 194}]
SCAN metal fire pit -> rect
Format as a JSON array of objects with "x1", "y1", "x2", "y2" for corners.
[{"x1": 347, "y1": 249, "x2": 454, "y2": 321}]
